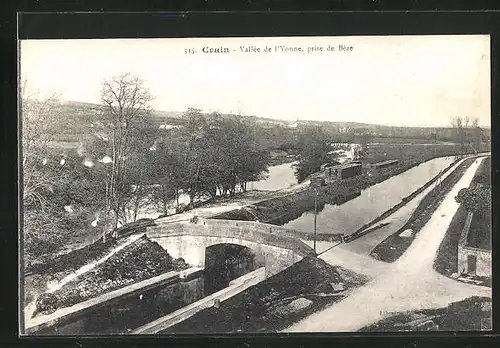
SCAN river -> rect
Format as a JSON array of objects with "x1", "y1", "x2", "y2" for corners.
[
  {"x1": 282, "y1": 156, "x2": 457, "y2": 236},
  {"x1": 248, "y1": 161, "x2": 298, "y2": 191}
]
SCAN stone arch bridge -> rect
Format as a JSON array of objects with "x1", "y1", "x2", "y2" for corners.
[{"x1": 146, "y1": 218, "x2": 314, "y2": 278}]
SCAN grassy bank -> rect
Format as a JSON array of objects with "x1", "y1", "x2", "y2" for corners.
[
  {"x1": 434, "y1": 205, "x2": 468, "y2": 277},
  {"x1": 359, "y1": 296, "x2": 491, "y2": 332},
  {"x1": 162, "y1": 257, "x2": 368, "y2": 333},
  {"x1": 467, "y1": 157, "x2": 491, "y2": 250},
  {"x1": 370, "y1": 157, "x2": 476, "y2": 263}
]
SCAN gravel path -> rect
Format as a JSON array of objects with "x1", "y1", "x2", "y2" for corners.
[{"x1": 283, "y1": 156, "x2": 490, "y2": 332}]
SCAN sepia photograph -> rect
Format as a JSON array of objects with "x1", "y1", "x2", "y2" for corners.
[{"x1": 19, "y1": 35, "x2": 491, "y2": 335}]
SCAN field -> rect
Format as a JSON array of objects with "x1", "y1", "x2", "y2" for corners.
[{"x1": 363, "y1": 142, "x2": 487, "y2": 165}]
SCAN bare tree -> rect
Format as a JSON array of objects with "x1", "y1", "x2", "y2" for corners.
[
  {"x1": 21, "y1": 81, "x2": 67, "y2": 265},
  {"x1": 471, "y1": 117, "x2": 481, "y2": 153},
  {"x1": 21, "y1": 81, "x2": 63, "y2": 205},
  {"x1": 451, "y1": 116, "x2": 465, "y2": 156},
  {"x1": 451, "y1": 116, "x2": 483, "y2": 156},
  {"x1": 100, "y1": 73, "x2": 153, "y2": 237}
]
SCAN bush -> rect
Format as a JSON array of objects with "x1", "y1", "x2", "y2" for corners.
[
  {"x1": 474, "y1": 172, "x2": 490, "y2": 186},
  {"x1": 455, "y1": 187, "x2": 491, "y2": 214},
  {"x1": 34, "y1": 293, "x2": 59, "y2": 316}
]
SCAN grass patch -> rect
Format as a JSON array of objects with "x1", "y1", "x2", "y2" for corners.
[
  {"x1": 467, "y1": 156, "x2": 491, "y2": 250},
  {"x1": 434, "y1": 206, "x2": 468, "y2": 276},
  {"x1": 26, "y1": 238, "x2": 120, "y2": 278},
  {"x1": 370, "y1": 157, "x2": 476, "y2": 263}
]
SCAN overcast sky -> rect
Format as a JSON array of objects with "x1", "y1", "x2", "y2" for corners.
[{"x1": 20, "y1": 35, "x2": 490, "y2": 127}]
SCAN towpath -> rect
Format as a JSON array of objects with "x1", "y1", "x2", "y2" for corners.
[
  {"x1": 156, "y1": 180, "x2": 312, "y2": 224},
  {"x1": 284, "y1": 156, "x2": 490, "y2": 332}
]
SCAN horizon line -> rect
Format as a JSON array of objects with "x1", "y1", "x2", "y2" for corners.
[{"x1": 59, "y1": 99, "x2": 492, "y2": 130}]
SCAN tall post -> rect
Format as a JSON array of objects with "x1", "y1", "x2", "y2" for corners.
[
  {"x1": 314, "y1": 188, "x2": 318, "y2": 255},
  {"x1": 438, "y1": 170, "x2": 442, "y2": 193}
]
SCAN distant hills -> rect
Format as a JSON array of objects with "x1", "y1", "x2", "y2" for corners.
[{"x1": 47, "y1": 101, "x2": 490, "y2": 145}]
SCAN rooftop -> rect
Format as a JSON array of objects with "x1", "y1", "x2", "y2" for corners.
[
  {"x1": 373, "y1": 159, "x2": 399, "y2": 166},
  {"x1": 328, "y1": 162, "x2": 362, "y2": 170}
]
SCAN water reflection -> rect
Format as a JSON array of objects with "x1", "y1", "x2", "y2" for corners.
[{"x1": 250, "y1": 161, "x2": 298, "y2": 191}]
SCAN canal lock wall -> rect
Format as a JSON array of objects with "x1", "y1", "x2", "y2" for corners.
[{"x1": 27, "y1": 268, "x2": 206, "y2": 335}]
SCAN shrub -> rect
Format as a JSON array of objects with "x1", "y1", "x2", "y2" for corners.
[{"x1": 455, "y1": 187, "x2": 491, "y2": 214}]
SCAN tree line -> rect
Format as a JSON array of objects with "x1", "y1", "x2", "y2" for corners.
[{"x1": 22, "y1": 73, "x2": 271, "y2": 264}]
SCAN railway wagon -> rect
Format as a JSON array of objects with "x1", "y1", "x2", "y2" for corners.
[
  {"x1": 338, "y1": 163, "x2": 362, "y2": 179},
  {"x1": 324, "y1": 162, "x2": 362, "y2": 181}
]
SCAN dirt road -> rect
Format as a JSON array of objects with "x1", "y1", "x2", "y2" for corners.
[{"x1": 284, "y1": 156, "x2": 490, "y2": 332}]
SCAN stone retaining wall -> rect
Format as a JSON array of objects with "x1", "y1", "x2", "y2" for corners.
[
  {"x1": 457, "y1": 211, "x2": 491, "y2": 277},
  {"x1": 25, "y1": 268, "x2": 204, "y2": 335},
  {"x1": 132, "y1": 267, "x2": 266, "y2": 334}
]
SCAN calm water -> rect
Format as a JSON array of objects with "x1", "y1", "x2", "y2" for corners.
[
  {"x1": 283, "y1": 156, "x2": 456, "y2": 236},
  {"x1": 249, "y1": 161, "x2": 298, "y2": 191}
]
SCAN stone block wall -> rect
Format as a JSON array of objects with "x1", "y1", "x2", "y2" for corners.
[{"x1": 457, "y1": 246, "x2": 491, "y2": 277}]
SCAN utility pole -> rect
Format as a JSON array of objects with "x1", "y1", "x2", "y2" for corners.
[
  {"x1": 313, "y1": 187, "x2": 318, "y2": 255},
  {"x1": 310, "y1": 179, "x2": 322, "y2": 255},
  {"x1": 438, "y1": 170, "x2": 442, "y2": 193}
]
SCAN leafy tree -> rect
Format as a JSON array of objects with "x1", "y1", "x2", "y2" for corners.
[
  {"x1": 179, "y1": 109, "x2": 271, "y2": 203},
  {"x1": 21, "y1": 82, "x2": 64, "y2": 212},
  {"x1": 119, "y1": 117, "x2": 160, "y2": 222},
  {"x1": 147, "y1": 140, "x2": 182, "y2": 214},
  {"x1": 294, "y1": 126, "x2": 332, "y2": 184}
]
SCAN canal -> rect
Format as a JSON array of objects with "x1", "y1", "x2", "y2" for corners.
[{"x1": 282, "y1": 156, "x2": 456, "y2": 236}]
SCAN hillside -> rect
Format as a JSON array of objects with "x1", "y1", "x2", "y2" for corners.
[{"x1": 37, "y1": 100, "x2": 490, "y2": 146}]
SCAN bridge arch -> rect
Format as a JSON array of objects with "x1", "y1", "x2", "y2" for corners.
[
  {"x1": 204, "y1": 243, "x2": 263, "y2": 294},
  {"x1": 146, "y1": 219, "x2": 314, "y2": 278}
]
